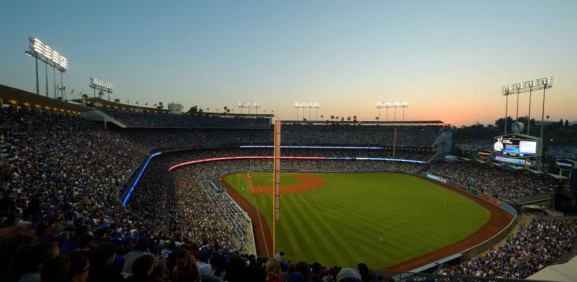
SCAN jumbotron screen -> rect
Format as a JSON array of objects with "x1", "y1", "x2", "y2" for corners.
[{"x1": 493, "y1": 136, "x2": 539, "y2": 157}]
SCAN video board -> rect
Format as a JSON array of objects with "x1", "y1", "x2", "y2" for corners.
[{"x1": 493, "y1": 135, "x2": 541, "y2": 157}]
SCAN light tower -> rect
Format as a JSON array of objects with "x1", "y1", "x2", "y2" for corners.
[
  {"x1": 376, "y1": 102, "x2": 385, "y2": 121},
  {"x1": 25, "y1": 37, "x2": 68, "y2": 98}
]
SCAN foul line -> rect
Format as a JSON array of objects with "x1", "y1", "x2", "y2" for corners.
[{"x1": 250, "y1": 178, "x2": 270, "y2": 256}]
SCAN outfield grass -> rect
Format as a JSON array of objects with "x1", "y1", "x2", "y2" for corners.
[
  {"x1": 224, "y1": 172, "x2": 491, "y2": 269},
  {"x1": 251, "y1": 173, "x2": 299, "y2": 186}
]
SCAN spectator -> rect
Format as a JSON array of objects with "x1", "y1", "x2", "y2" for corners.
[
  {"x1": 266, "y1": 258, "x2": 283, "y2": 282},
  {"x1": 127, "y1": 255, "x2": 155, "y2": 282},
  {"x1": 122, "y1": 240, "x2": 155, "y2": 278},
  {"x1": 172, "y1": 250, "x2": 200, "y2": 282},
  {"x1": 150, "y1": 260, "x2": 168, "y2": 282},
  {"x1": 88, "y1": 243, "x2": 125, "y2": 282}
]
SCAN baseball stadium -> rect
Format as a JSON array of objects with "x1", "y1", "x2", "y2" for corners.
[{"x1": 2, "y1": 2, "x2": 577, "y2": 282}]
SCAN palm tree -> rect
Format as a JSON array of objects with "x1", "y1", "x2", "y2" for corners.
[
  {"x1": 320, "y1": 115, "x2": 324, "y2": 120},
  {"x1": 330, "y1": 115, "x2": 334, "y2": 121},
  {"x1": 375, "y1": 116, "x2": 379, "y2": 121},
  {"x1": 347, "y1": 116, "x2": 351, "y2": 121},
  {"x1": 353, "y1": 115, "x2": 357, "y2": 122},
  {"x1": 546, "y1": 115, "x2": 550, "y2": 123}
]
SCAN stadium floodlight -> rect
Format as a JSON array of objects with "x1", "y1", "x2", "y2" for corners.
[
  {"x1": 399, "y1": 102, "x2": 409, "y2": 121},
  {"x1": 377, "y1": 101, "x2": 408, "y2": 122},
  {"x1": 294, "y1": 102, "x2": 306, "y2": 120},
  {"x1": 252, "y1": 102, "x2": 261, "y2": 115},
  {"x1": 376, "y1": 102, "x2": 386, "y2": 120},
  {"x1": 294, "y1": 102, "x2": 320, "y2": 121},
  {"x1": 311, "y1": 102, "x2": 321, "y2": 121},
  {"x1": 501, "y1": 76, "x2": 553, "y2": 137},
  {"x1": 26, "y1": 37, "x2": 68, "y2": 99},
  {"x1": 89, "y1": 77, "x2": 114, "y2": 101},
  {"x1": 238, "y1": 101, "x2": 261, "y2": 115}
]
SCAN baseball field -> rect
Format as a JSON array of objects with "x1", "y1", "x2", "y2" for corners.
[{"x1": 224, "y1": 172, "x2": 493, "y2": 269}]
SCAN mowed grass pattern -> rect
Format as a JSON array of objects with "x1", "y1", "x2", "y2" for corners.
[
  {"x1": 251, "y1": 173, "x2": 299, "y2": 186},
  {"x1": 224, "y1": 172, "x2": 490, "y2": 269}
]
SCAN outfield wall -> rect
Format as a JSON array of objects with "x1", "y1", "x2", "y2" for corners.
[{"x1": 423, "y1": 173, "x2": 518, "y2": 262}]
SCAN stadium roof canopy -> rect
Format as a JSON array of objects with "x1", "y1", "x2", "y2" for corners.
[
  {"x1": 72, "y1": 97, "x2": 275, "y2": 118},
  {"x1": 0, "y1": 84, "x2": 93, "y2": 114},
  {"x1": 528, "y1": 255, "x2": 577, "y2": 281},
  {"x1": 282, "y1": 120, "x2": 444, "y2": 125},
  {"x1": 72, "y1": 97, "x2": 169, "y2": 114}
]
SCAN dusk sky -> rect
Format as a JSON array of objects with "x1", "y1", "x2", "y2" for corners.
[{"x1": 1, "y1": 0, "x2": 576, "y2": 126}]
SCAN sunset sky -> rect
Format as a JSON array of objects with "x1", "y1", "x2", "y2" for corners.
[{"x1": 1, "y1": 0, "x2": 575, "y2": 126}]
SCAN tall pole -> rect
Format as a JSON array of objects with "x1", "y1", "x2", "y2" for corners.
[
  {"x1": 35, "y1": 57, "x2": 39, "y2": 95},
  {"x1": 45, "y1": 62, "x2": 49, "y2": 97},
  {"x1": 296, "y1": 108, "x2": 298, "y2": 120},
  {"x1": 394, "y1": 107, "x2": 397, "y2": 122},
  {"x1": 378, "y1": 108, "x2": 381, "y2": 121},
  {"x1": 386, "y1": 108, "x2": 389, "y2": 121},
  {"x1": 515, "y1": 90, "x2": 520, "y2": 122},
  {"x1": 540, "y1": 87, "x2": 546, "y2": 140},
  {"x1": 527, "y1": 87, "x2": 533, "y2": 135},
  {"x1": 53, "y1": 66, "x2": 57, "y2": 99},
  {"x1": 60, "y1": 71, "x2": 64, "y2": 101},
  {"x1": 504, "y1": 94, "x2": 509, "y2": 135}
]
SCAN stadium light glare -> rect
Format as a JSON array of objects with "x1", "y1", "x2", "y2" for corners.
[
  {"x1": 377, "y1": 101, "x2": 409, "y2": 122},
  {"x1": 89, "y1": 77, "x2": 114, "y2": 101},
  {"x1": 26, "y1": 37, "x2": 68, "y2": 99},
  {"x1": 238, "y1": 101, "x2": 261, "y2": 115},
  {"x1": 294, "y1": 101, "x2": 320, "y2": 121}
]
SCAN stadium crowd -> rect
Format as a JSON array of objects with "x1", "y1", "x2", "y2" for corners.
[
  {"x1": 427, "y1": 161, "x2": 559, "y2": 199},
  {"x1": 435, "y1": 219, "x2": 577, "y2": 279},
  {"x1": 1, "y1": 106, "x2": 575, "y2": 282},
  {"x1": 103, "y1": 110, "x2": 271, "y2": 130}
]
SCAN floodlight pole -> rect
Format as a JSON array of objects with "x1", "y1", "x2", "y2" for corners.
[
  {"x1": 402, "y1": 106, "x2": 406, "y2": 121},
  {"x1": 504, "y1": 94, "x2": 509, "y2": 135},
  {"x1": 60, "y1": 72, "x2": 64, "y2": 101},
  {"x1": 540, "y1": 87, "x2": 546, "y2": 140},
  {"x1": 515, "y1": 89, "x2": 520, "y2": 122},
  {"x1": 394, "y1": 107, "x2": 397, "y2": 122},
  {"x1": 527, "y1": 86, "x2": 533, "y2": 135},
  {"x1": 35, "y1": 57, "x2": 39, "y2": 95},
  {"x1": 45, "y1": 62, "x2": 49, "y2": 98},
  {"x1": 378, "y1": 107, "x2": 381, "y2": 120},
  {"x1": 53, "y1": 66, "x2": 57, "y2": 99},
  {"x1": 386, "y1": 108, "x2": 389, "y2": 121}
]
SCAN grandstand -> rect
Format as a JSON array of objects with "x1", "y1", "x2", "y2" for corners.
[{"x1": 1, "y1": 85, "x2": 576, "y2": 282}]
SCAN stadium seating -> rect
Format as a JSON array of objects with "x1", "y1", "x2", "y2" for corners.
[{"x1": 1, "y1": 107, "x2": 574, "y2": 282}]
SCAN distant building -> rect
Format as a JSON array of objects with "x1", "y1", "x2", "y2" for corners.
[{"x1": 168, "y1": 103, "x2": 183, "y2": 115}]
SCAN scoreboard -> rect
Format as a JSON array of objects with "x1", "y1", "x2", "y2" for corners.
[{"x1": 493, "y1": 134, "x2": 542, "y2": 158}]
